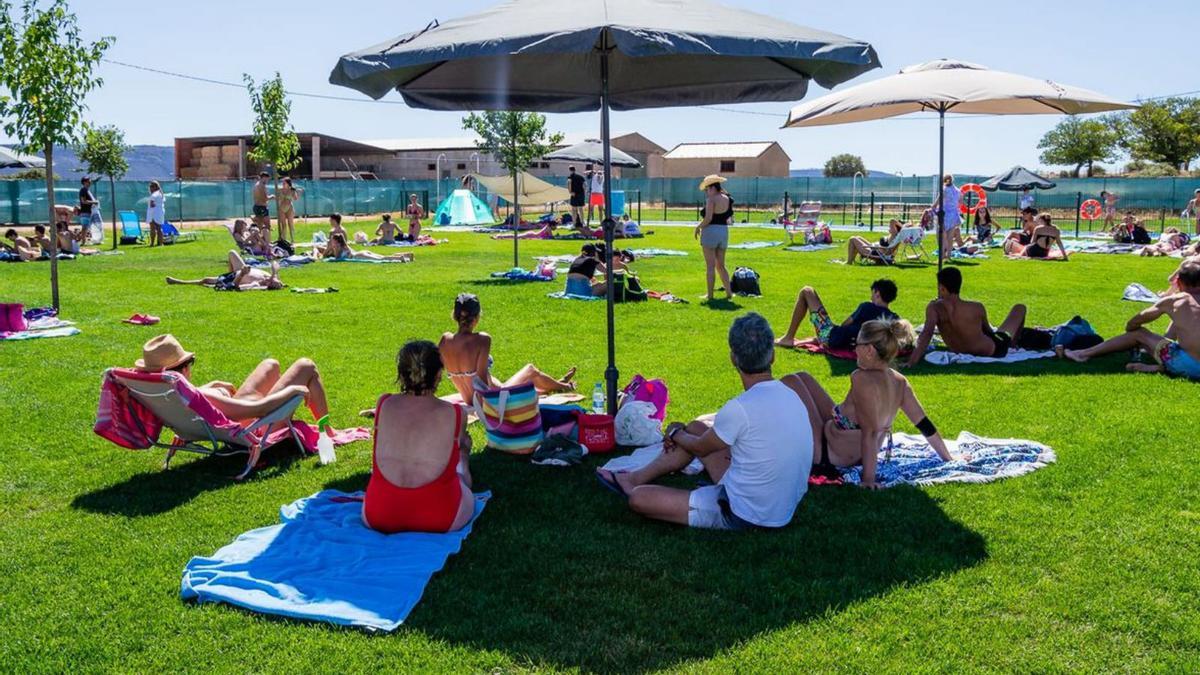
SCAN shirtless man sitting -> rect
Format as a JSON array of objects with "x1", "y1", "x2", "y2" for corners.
[
  {"x1": 3, "y1": 228, "x2": 41, "y2": 261},
  {"x1": 905, "y1": 267, "x2": 1027, "y2": 367},
  {"x1": 1063, "y1": 259, "x2": 1200, "y2": 380}
]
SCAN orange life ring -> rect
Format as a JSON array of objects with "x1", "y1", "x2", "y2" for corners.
[
  {"x1": 1080, "y1": 199, "x2": 1102, "y2": 220},
  {"x1": 958, "y1": 184, "x2": 987, "y2": 215}
]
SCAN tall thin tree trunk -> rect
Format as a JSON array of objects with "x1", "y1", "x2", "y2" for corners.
[
  {"x1": 511, "y1": 168, "x2": 520, "y2": 268},
  {"x1": 45, "y1": 143, "x2": 60, "y2": 311},
  {"x1": 109, "y1": 175, "x2": 118, "y2": 249}
]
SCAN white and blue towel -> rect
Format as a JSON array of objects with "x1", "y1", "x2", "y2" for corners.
[
  {"x1": 181, "y1": 490, "x2": 489, "y2": 632},
  {"x1": 839, "y1": 433, "x2": 1056, "y2": 487}
]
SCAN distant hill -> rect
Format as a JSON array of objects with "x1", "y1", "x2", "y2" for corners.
[
  {"x1": 790, "y1": 168, "x2": 897, "y2": 178},
  {"x1": 1, "y1": 144, "x2": 174, "y2": 181}
]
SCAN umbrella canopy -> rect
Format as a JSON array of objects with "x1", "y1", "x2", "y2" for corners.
[
  {"x1": 784, "y1": 60, "x2": 1137, "y2": 271},
  {"x1": 331, "y1": 0, "x2": 880, "y2": 414},
  {"x1": 980, "y1": 166, "x2": 1056, "y2": 192},
  {"x1": 471, "y1": 171, "x2": 571, "y2": 205},
  {"x1": 784, "y1": 60, "x2": 1136, "y2": 127},
  {"x1": 0, "y1": 145, "x2": 46, "y2": 169},
  {"x1": 545, "y1": 139, "x2": 641, "y2": 168},
  {"x1": 329, "y1": 0, "x2": 880, "y2": 111}
]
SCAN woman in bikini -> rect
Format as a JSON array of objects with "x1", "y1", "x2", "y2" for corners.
[
  {"x1": 1022, "y1": 214, "x2": 1069, "y2": 260},
  {"x1": 275, "y1": 178, "x2": 303, "y2": 243},
  {"x1": 1141, "y1": 227, "x2": 1191, "y2": 257},
  {"x1": 406, "y1": 194, "x2": 425, "y2": 242},
  {"x1": 438, "y1": 293, "x2": 577, "y2": 404},
  {"x1": 783, "y1": 319, "x2": 955, "y2": 489},
  {"x1": 362, "y1": 340, "x2": 475, "y2": 534},
  {"x1": 320, "y1": 233, "x2": 413, "y2": 262}
]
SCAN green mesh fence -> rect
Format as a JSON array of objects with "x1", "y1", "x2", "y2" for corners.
[{"x1": 2, "y1": 176, "x2": 1196, "y2": 225}]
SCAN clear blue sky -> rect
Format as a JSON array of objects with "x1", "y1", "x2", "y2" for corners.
[{"x1": 8, "y1": 0, "x2": 1196, "y2": 175}]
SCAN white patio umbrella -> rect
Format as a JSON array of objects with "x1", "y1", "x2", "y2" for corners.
[
  {"x1": 0, "y1": 145, "x2": 46, "y2": 169},
  {"x1": 330, "y1": 0, "x2": 880, "y2": 412},
  {"x1": 784, "y1": 59, "x2": 1138, "y2": 270}
]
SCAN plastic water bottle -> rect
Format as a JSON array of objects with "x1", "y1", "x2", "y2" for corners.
[
  {"x1": 316, "y1": 433, "x2": 336, "y2": 465},
  {"x1": 592, "y1": 383, "x2": 606, "y2": 415}
]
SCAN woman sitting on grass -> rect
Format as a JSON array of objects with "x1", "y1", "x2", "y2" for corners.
[
  {"x1": 362, "y1": 340, "x2": 475, "y2": 534},
  {"x1": 373, "y1": 214, "x2": 400, "y2": 245},
  {"x1": 565, "y1": 243, "x2": 608, "y2": 296},
  {"x1": 438, "y1": 293, "x2": 576, "y2": 404},
  {"x1": 784, "y1": 319, "x2": 955, "y2": 489},
  {"x1": 166, "y1": 250, "x2": 284, "y2": 291},
  {"x1": 320, "y1": 233, "x2": 414, "y2": 263}
]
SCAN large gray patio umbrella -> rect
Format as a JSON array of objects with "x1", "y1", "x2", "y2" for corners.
[
  {"x1": 330, "y1": 0, "x2": 880, "y2": 413},
  {"x1": 784, "y1": 60, "x2": 1137, "y2": 272},
  {"x1": 0, "y1": 145, "x2": 46, "y2": 169},
  {"x1": 545, "y1": 139, "x2": 641, "y2": 168}
]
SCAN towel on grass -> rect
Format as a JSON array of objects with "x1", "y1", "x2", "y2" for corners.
[
  {"x1": 1064, "y1": 241, "x2": 1140, "y2": 255},
  {"x1": 1123, "y1": 282, "x2": 1158, "y2": 303},
  {"x1": 728, "y1": 241, "x2": 782, "y2": 250},
  {"x1": 784, "y1": 244, "x2": 834, "y2": 252},
  {"x1": 1, "y1": 317, "x2": 80, "y2": 341},
  {"x1": 383, "y1": 237, "x2": 447, "y2": 247},
  {"x1": 290, "y1": 287, "x2": 339, "y2": 294},
  {"x1": 547, "y1": 290, "x2": 602, "y2": 301},
  {"x1": 325, "y1": 257, "x2": 411, "y2": 264},
  {"x1": 534, "y1": 254, "x2": 577, "y2": 264},
  {"x1": 792, "y1": 337, "x2": 856, "y2": 360},
  {"x1": 246, "y1": 255, "x2": 313, "y2": 269},
  {"x1": 628, "y1": 248, "x2": 688, "y2": 258},
  {"x1": 490, "y1": 269, "x2": 554, "y2": 282},
  {"x1": 838, "y1": 432, "x2": 1055, "y2": 487},
  {"x1": 924, "y1": 348, "x2": 1053, "y2": 365},
  {"x1": 181, "y1": 490, "x2": 488, "y2": 632},
  {"x1": 602, "y1": 433, "x2": 1054, "y2": 489}
]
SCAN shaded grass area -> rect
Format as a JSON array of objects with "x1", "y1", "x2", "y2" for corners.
[{"x1": 1, "y1": 220, "x2": 1197, "y2": 672}]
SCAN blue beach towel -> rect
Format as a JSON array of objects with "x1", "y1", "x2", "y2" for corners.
[
  {"x1": 627, "y1": 248, "x2": 688, "y2": 258},
  {"x1": 838, "y1": 433, "x2": 1055, "y2": 487},
  {"x1": 181, "y1": 490, "x2": 489, "y2": 632}
]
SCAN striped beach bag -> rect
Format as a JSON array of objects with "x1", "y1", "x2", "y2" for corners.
[{"x1": 472, "y1": 383, "x2": 543, "y2": 454}]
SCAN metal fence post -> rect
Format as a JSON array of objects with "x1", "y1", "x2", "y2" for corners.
[
  {"x1": 1075, "y1": 191, "x2": 1081, "y2": 238},
  {"x1": 177, "y1": 180, "x2": 184, "y2": 222},
  {"x1": 869, "y1": 192, "x2": 875, "y2": 231}
]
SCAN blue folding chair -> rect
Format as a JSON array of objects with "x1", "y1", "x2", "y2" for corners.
[
  {"x1": 118, "y1": 211, "x2": 143, "y2": 244},
  {"x1": 161, "y1": 221, "x2": 196, "y2": 244}
]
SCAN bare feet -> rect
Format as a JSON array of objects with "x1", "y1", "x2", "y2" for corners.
[
  {"x1": 165, "y1": 276, "x2": 181, "y2": 285},
  {"x1": 1062, "y1": 349, "x2": 1089, "y2": 364},
  {"x1": 561, "y1": 366, "x2": 577, "y2": 384},
  {"x1": 1125, "y1": 362, "x2": 1163, "y2": 374},
  {"x1": 775, "y1": 336, "x2": 802, "y2": 349}
]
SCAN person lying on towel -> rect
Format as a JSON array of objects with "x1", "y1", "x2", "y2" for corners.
[
  {"x1": 2, "y1": 228, "x2": 42, "y2": 261},
  {"x1": 905, "y1": 267, "x2": 1028, "y2": 367},
  {"x1": 362, "y1": 340, "x2": 476, "y2": 534},
  {"x1": 783, "y1": 319, "x2": 956, "y2": 489},
  {"x1": 133, "y1": 334, "x2": 337, "y2": 429},
  {"x1": 438, "y1": 293, "x2": 576, "y2": 404},
  {"x1": 774, "y1": 278, "x2": 899, "y2": 351},
  {"x1": 166, "y1": 250, "x2": 284, "y2": 291},
  {"x1": 596, "y1": 313, "x2": 813, "y2": 529},
  {"x1": 319, "y1": 233, "x2": 413, "y2": 263},
  {"x1": 1062, "y1": 258, "x2": 1200, "y2": 381},
  {"x1": 1005, "y1": 214, "x2": 1068, "y2": 260}
]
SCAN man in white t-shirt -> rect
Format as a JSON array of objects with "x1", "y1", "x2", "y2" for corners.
[{"x1": 596, "y1": 313, "x2": 814, "y2": 530}]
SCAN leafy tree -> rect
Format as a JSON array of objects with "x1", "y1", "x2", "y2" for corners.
[
  {"x1": 823, "y1": 153, "x2": 867, "y2": 178},
  {"x1": 0, "y1": 0, "x2": 112, "y2": 310},
  {"x1": 1119, "y1": 98, "x2": 1200, "y2": 171},
  {"x1": 75, "y1": 123, "x2": 129, "y2": 249},
  {"x1": 462, "y1": 111, "x2": 563, "y2": 266},
  {"x1": 244, "y1": 72, "x2": 300, "y2": 220},
  {"x1": 1036, "y1": 116, "x2": 1120, "y2": 177}
]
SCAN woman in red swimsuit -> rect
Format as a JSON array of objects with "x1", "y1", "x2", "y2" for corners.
[{"x1": 363, "y1": 340, "x2": 475, "y2": 534}]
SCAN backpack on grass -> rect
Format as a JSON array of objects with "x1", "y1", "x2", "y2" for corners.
[{"x1": 730, "y1": 267, "x2": 761, "y2": 296}]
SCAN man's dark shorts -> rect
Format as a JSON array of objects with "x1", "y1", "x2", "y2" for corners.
[{"x1": 252, "y1": 205, "x2": 269, "y2": 218}]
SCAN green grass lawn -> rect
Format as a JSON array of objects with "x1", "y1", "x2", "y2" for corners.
[{"x1": 1, "y1": 221, "x2": 1197, "y2": 673}]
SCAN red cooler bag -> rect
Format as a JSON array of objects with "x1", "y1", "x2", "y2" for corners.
[{"x1": 577, "y1": 413, "x2": 615, "y2": 453}]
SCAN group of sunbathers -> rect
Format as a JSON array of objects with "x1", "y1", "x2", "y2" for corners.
[
  {"x1": 564, "y1": 242, "x2": 637, "y2": 296},
  {"x1": 3, "y1": 223, "x2": 91, "y2": 261},
  {"x1": 1001, "y1": 207, "x2": 1069, "y2": 259}
]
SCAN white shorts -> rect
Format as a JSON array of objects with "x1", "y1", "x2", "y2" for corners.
[{"x1": 687, "y1": 484, "x2": 751, "y2": 530}]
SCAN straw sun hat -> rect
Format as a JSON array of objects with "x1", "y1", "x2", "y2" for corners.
[
  {"x1": 698, "y1": 174, "x2": 727, "y2": 191},
  {"x1": 135, "y1": 334, "x2": 194, "y2": 371}
]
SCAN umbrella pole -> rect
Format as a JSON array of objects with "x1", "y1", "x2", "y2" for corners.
[
  {"x1": 936, "y1": 107, "x2": 945, "y2": 274},
  {"x1": 601, "y1": 46, "x2": 618, "y2": 415}
]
